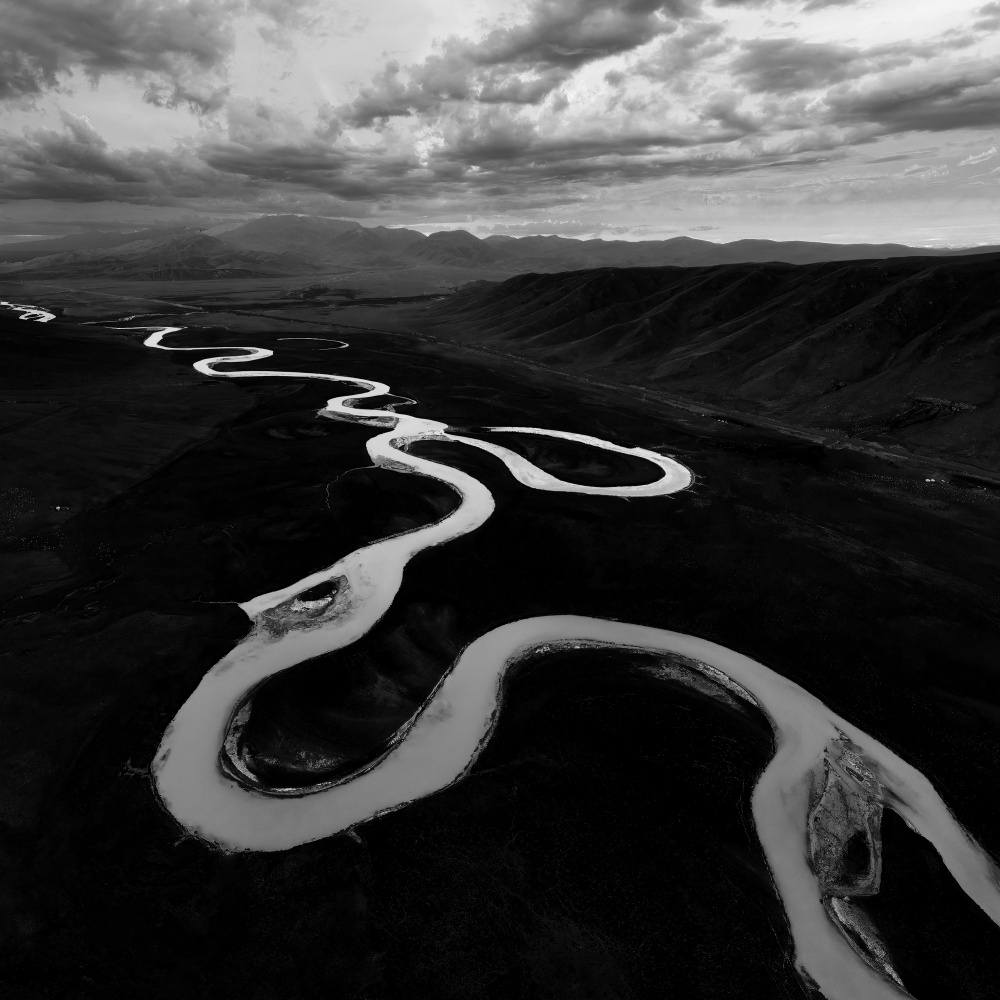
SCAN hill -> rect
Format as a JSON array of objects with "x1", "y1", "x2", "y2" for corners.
[
  {"x1": 212, "y1": 214, "x2": 364, "y2": 254},
  {"x1": 0, "y1": 227, "x2": 190, "y2": 263},
  {"x1": 418, "y1": 254, "x2": 1000, "y2": 474},
  {"x1": 402, "y1": 229, "x2": 512, "y2": 268},
  {"x1": 481, "y1": 233, "x2": 1000, "y2": 268},
  {"x1": 0, "y1": 230, "x2": 321, "y2": 281}
]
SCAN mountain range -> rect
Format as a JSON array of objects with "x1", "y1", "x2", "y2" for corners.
[
  {"x1": 1, "y1": 214, "x2": 997, "y2": 281},
  {"x1": 0, "y1": 229, "x2": 319, "y2": 281}
]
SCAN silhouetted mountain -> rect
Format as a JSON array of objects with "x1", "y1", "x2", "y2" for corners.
[
  {"x1": 368, "y1": 225, "x2": 426, "y2": 249},
  {"x1": 403, "y1": 229, "x2": 514, "y2": 268},
  {"x1": 214, "y1": 214, "x2": 363, "y2": 254},
  {"x1": 420, "y1": 254, "x2": 1000, "y2": 473},
  {"x1": 482, "y1": 233, "x2": 999, "y2": 268},
  {"x1": 325, "y1": 227, "x2": 404, "y2": 265},
  {"x1": 396, "y1": 225, "x2": 997, "y2": 271},
  {"x1": 209, "y1": 215, "x2": 432, "y2": 267},
  {"x1": 0, "y1": 230, "x2": 319, "y2": 280}
]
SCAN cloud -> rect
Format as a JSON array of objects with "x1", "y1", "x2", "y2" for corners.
[
  {"x1": 0, "y1": 0, "x2": 312, "y2": 110},
  {"x1": 143, "y1": 80, "x2": 232, "y2": 116},
  {"x1": 0, "y1": 0, "x2": 230, "y2": 102},
  {"x1": 2, "y1": 0, "x2": 999, "y2": 223},
  {"x1": 959, "y1": 145, "x2": 998, "y2": 166},
  {"x1": 974, "y1": 2, "x2": 1000, "y2": 30},
  {"x1": 338, "y1": 0, "x2": 696, "y2": 128},
  {"x1": 731, "y1": 38, "x2": 932, "y2": 94},
  {"x1": 0, "y1": 102, "x2": 829, "y2": 218},
  {"x1": 865, "y1": 153, "x2": 914, "y2": 164},
  {"x1": 800, "y1": 0, "x2": 861, "y2": 11},
  {"x1": 224, "y1": 97, "x2": 312, "y2": 144},
  {"x1": 0, "y1": 112, "x2": 384, "y2": 216},
  {"x1": 473, "y1": 218, "x2": 643, "y2": 237},
  {"x1": 196, "y1": 137, "x2": 430, "y2": 201},
  {"x1": 708, "y1": 0, "x2": 860, "y2": 8},
  {"x1": 467, "y1": 0, "x2": 694, "y2": 67},
  {"x1": 0, "y1": 112, "x2": 198, "y2": 203},
  {"x1": 900, "y1": 164, "x2": 949, "y2": 181},
  {"x1": 3, "y1": 100, "x2": 996, "y2": 227},
  {"x1": 19, "y1": 111, "x2": 147, "y2": 183},
  {"x1": 632, "y1": 20, "x2": 729, "y2": 81},
  {"x1": 826, "y1": 65, "x2": 1000, "y2": 133}
]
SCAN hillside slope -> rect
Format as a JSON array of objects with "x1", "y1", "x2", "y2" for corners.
[
  {"x1": 0, "y1": 228, "x2": 189, "y2": 263},
  {"x1": 0, "y1": 231, "x2": 319, "y2": 280},
  {"x1": 213, "y1": 214, "x2": 364, "y2": 254},
  {"x1": 420, "y1": 255, "x2": 1000, "y2": 473}
]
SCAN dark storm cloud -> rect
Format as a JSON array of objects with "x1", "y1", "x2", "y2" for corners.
[
  {"x1": 197, "y1": 126, "x2": 725, "y2": 202},
  {"x1": 827, "y1": 68, "x2": 1000, "y2": 132},
  {"x1": 411, "y1": 114, "x2": 825, "y2": 198},
  {"x1": 0, "y1": 114, "x2": 205, "y2": 203},
  {"x1": 11, "y1": 112, "x2": 146, "y2": 184},
  {"x1": 732, "y1": 38, "x2": 926, "y2": 94},
  {"x1": 197, "y1": 139, "x2": 427, "y2": 200},
  {"x1": 0, "y1": 0, "x2": 309, "y2": 107},
  {"x1": 0, "y1": 113, "x2": 404, "y2": 210},
  {"x1": 0, "y1": 0, "x2": 237, "y2": 101},
  {"x1": 0, "y1": 98, "x2": 917, "y2": 223},
  {"x1": 467, "y1": 0, "x2": 695, "y2": 68},
  {"x1": 439, "y1": 127, "x2": 707, "y2": 168},
  {"x1": 0, "y1": 97, "x2": 783, "y2": 214},
  {"x1": 0, "y1": 108, "x2": 424, "y2": 207},
  {"x1": 339, "y1": 0, "x2": 697, "y2": 128}
]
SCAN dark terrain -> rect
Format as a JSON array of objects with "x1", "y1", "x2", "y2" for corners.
[
  {"x1": 413, "y1": 254, "x2": 1000, "y2": 478},
  {"x1": 1, "y1": 259, "x2": 999, "y2": 999}
]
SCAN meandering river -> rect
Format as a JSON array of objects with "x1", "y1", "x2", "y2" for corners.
[{"x1": 6, "y1": 301, "x2": 1000, "y2": 999}]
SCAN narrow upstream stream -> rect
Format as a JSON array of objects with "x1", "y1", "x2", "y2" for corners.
[{"x1": 6, "y1": 302, "x2": 1000, "y2": 999}]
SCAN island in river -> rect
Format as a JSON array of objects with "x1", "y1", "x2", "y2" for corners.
[{"x1": 1, "y1": 260, "x2": 999, "y2": 999}]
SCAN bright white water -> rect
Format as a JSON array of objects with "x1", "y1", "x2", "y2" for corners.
[
  {"x1": 5, "y1": 302, "x2": 998, "y2": 999},
  {"x1": 1, "y1": 300, "x2": 56, "y2": 322}
]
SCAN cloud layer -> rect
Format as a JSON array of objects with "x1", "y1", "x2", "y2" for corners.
[
  {"x1": 340, "y1": 0, "x2": 695, "y2": 127},
  {"x1": 1, "y1": 0, "x2": 1000, "y2": 233},
  {"x1": 0, "y1": 0, "x2": 312, "y2": 110}
]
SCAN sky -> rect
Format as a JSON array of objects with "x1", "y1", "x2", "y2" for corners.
[{"x1": 2, "y1": 0, "x2": 1000, "y2": 244}]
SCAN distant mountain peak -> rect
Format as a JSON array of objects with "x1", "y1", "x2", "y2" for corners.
[{"x1": 426, "y1": 229, "x2": 484, "y2": 244}]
